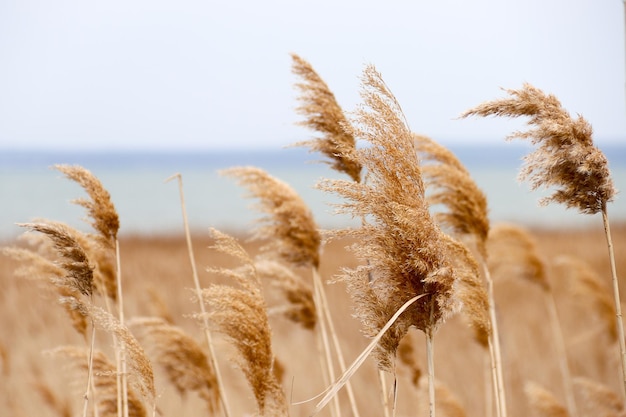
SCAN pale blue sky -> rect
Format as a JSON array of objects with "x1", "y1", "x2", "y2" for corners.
[{"x1": 0, "y1": 0, "x2": 624, "y2": 151}]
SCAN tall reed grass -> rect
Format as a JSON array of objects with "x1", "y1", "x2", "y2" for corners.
[{"x1": 0, "y1": 57, "x2": 623, "y2": 417}]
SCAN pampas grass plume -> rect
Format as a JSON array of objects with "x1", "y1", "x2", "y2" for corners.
[
  {"x1": 290, "y1": 53, "x2": 361, "y2": 183},
  {"x1": 201, "y1": 229, "x2": 287, "y2": 416}
]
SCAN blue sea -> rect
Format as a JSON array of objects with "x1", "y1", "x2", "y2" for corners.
[{"x1": 2, "y1": 143, "x2": 625, "y2": 242}]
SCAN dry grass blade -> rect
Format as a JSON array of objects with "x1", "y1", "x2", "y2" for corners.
[
  {"x1": 308, "y1": 293, "x2": 428, "y2": 415},
  {"x1": 460, "y1": 83, "x2": 615, "y2": 215},
  {"x1": 200, "y1": 229, "x2": 287, "y2": 416},
  {"x1": 128, "y1": 317, "x2": 220, "y2": 413},
  {"x1": 318, "y1": 65, "x2": 459, "y2": 370},
  {"x1": 255, "y1": 258, "x2": 316, "y2": 330},
  {"x1": 290, "y1": 53, "x2": 361, "y2": 182},
  {"x1": 54, "y1": 164, "x2": 120, "y2": 244},
  {"x1": 17, "y1": 222, "x2": 94, "y2": 297},
  {"x1": 414, "y1": 133, "x2": 490, "y2": 256},
  {"x1": 524, "y1": 381, "x2": 570, "y2": 417},
  {"x1": 220, "y1": 166, "x2": 321, "y2": 269},
  {"x1": 50, "y1": 346, "x2": 147, "y2": 417}
]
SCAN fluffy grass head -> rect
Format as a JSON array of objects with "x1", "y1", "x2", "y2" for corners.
[
  {"x1": 255, "y1": 258, "x2": 316, "y2": 330},
  {"x1": 128, "y1": 317, "x2": 220, "y2": 413},
  {"x1": 290, "y1": 53, "x2": 361, "y2": 182},
  {"x1": 220, "y1": 166, "x2": 321, "y2": 269},
  {"x1": 319, "y1": 65, "x2": 458, "y2": 368},
  {"x1": 54, "y1": 164, "x2": 120, "y2": 244},
  {"x1": 200, "y1": 229, "x2": 287, "y2": 416},
  {"x1": 414, "y1": 133, "x2": 490, "y2": 256},
  {"x1": 461, "y1": 83, "x2": 615, "y2": 215},
  {"x1": 17, "y1": 221, "x2": 94, "y2": 297}
]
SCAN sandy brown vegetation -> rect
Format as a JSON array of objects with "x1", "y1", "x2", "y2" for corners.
[
  {"x1": 0, "y1": 226, "x2": 625, "y2": 416},
  {"x1": 1, "y1": 56, "x2": 625, "y2": 417}
]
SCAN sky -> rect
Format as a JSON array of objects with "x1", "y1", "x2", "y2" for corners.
[{"x1": 0, "y1": 0, "x2": 624, "y2": 151}]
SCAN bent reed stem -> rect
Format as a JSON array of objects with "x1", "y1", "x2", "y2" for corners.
[
  {"x1": 312, "y1": 267, "x2": 341, "y2": 417},
  {"x1": 313, "y1": 267, "x2": 360, "y2": 417}
]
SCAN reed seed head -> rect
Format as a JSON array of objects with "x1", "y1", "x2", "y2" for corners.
[
  {"x1": 17, "y1": 221, "x2": 94, "y2": 297},
  {"x1": 220, "y1": 166, "x2": 321, "y2": 269},
  {"x1": 414, "y1": 133, "x2": 490, "y2": 256},
  {"x1": 461, "y1": 83, "x2": 616, "y2": 215},
  {"x1": 290, "y1": 53, "x2": 362, "y2": 182},
  {"x1": 319, "y1": 65, "x2": 459, "y2": 369},
  {"x1": 54, "y1": 164, "x2": 120, "y2": 244},
  {"x1": 128, "y1": 317, "x2": 220, "y2": 413},
  {"x1": 60, "y1": 297, "x2": 156, "y2": 400},
  {"x1": 255, "y1": 258, "x2": 316, "y2": 330},
  {"x1": 201, "y1": 229, "x2": 288, "y2": 416}
]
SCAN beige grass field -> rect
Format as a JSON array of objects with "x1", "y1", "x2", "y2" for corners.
[
  {"x1": 1, "y1": 56, "x2": 624, "y2": 417},
  {"x1": 1, "y1": 223, "x2": 625, "y2": 417}
]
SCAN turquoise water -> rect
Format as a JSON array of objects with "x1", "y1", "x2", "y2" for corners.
[{"x1": 2, "y1": 144, "x2": 625, "y2": 241}]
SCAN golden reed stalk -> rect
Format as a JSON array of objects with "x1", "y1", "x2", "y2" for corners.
[{"x1": 462, "y1": 84, "x2": 622, "y2": 402}]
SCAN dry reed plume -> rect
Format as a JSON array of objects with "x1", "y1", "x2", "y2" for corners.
[
  {"x1": 32, "y1": 379, "x2": 73, "y2": 417},
  {"x1": 199, "y1": 229, "x2": 288, "y2": 416},
  {"x1": 414, "y1": 133, "x2": 490, "y2": 255},
  {"x1": 8, "y1": 223, "x2": 97, "y2": 341},
  {"x1": 220, "y1": 166, "x2": 321, "y2": 269},
  {"x1": 60, "y1": 297, "x2": 156, "y2": 403},
  {"x1": 487, "y1": 223, "x2": 548, "y2": 290},
  {"x1": 413, "y1": 132, "x2": 502, "y2": 416},
  {"x1": 3, "y1": 55, "x2": 626, "y2": 417},
  {"x1": 220, "y1": 165, "x2": 361, "y2": 416},
  {"x1": 17, "y1": 221, "x2": 94, "y2": 297},
  {"x1": 319, "y1": 64, "x2": 458, "y2": 366},
  {"x1": 316, "y1": 65, "x2": 460, "y2": 417},
  {"x1": 460, "y1": 83, "x2": 615, "y2": 215},
  {"x1": 290, "y1": 53, "x2": 361, "y2": 183},
  {"x1": 54, "y1": 164, "x2": 120, "y2": 244},
  {"x1": 128, "y1": 317, "x2": 220, "y2": 414},
  {"x1": 463, "y1": 84, "x2": 623, "y2": 400},
  {"x1": 255, "y1": 258, "x2": 317, "y2": 330}
]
